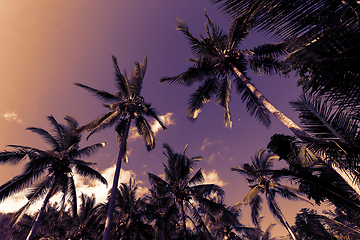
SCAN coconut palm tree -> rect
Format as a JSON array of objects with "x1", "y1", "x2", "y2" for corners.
[
  {"x1": 232, "y1": 148, "x2": 308, "y2": 240},
  {"x1": 147, "y1": 143, "x2": 225, "y2": 240},
  {"x1": 74, "y1": 55, "x2": 166, "y2": 240},
  {"x1": 160, "y1": 11, "x2": 309, "y2": 137},
  {"x1": 0, "y1": 115, "x2": 107, "y2": 240},
  {"x1": 210, "y1": 0, "x2": 360, "y2": 112}
]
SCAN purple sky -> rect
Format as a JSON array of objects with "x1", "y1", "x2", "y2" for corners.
[{"x1": 0, "y1": 0, "x2": 322, "y2": 236}]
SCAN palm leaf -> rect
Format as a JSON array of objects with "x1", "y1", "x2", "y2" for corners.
[
  {"x1": 0, "y1": 150, "x2": 28, "y2": 165},
  {"x1": 216, "y1": 76, "x2": 232, "y2": 128},
  {"x1": 187, "y1": 77, "x2": 219, "y2": 120},
  {"x1": 74, "y1": 83, "x2": 119, "y2": 102},
  {"x1": 73, "y1": 164, "x2": 107, "y2": 185},
  {"x1": 135, "y1": 115, "x2": 155, "y2": 151},
  {"x1": 235, "y1": 79, "x2": 271, "y2": 128},
  {"x1": 112, "y1": 55, "x2": 130, "y2": 97},
  {"x1": 26, "y1": 127, "x2": 60, "y2": 150},
  {"x1": 74, "y1": 142, "x2": 106, "y2": 158}
]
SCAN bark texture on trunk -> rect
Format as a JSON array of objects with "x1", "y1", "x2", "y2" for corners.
[{"x1": 103, "y1": 118, "x2": 131, "y2": 240}]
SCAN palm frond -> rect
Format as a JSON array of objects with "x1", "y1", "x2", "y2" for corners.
[
  {"x1": 191, "y1": 184, "x2": 225, "y2": 200},
  {"x1": 26, "y1": 127, "x2": 60, "y2": 150},
  {"x1": 111, "y1": 55, "x2": 130, "y2": 97},
  {"x1": 235, "y1": 79, "x2": 271, "y2": 128},
  {"x1": 216, "y1": 76, "x2": 232, "y2": 128},
  {"x1": 249, "y1": 194, "x2": 262, "y2": 228},
  {"x1": 188, "y1": 169, "x2": 204, "y2": 186},
  {"x1": 135, "y1": 115, "x2": 155, "y2": 151},
  {"x1": 0, "y1": 168, "x2": 45, "y2": 202},
  {"x1": 0, "y1": 150, "x2": 28, "y2": 165},
  {"x1": 73, "y1": 164, "x2": 107, "y2": 185},
  {"x1": 141, "y1": 107, "x2": 167, "y2": 131},
  {"x1": 160, "y1": 59, "x2": 215, "y2": 86},
  {"x1": 290, "y1": 94, "x2": 350, "y2": 141},
  {"x1": 74, "y1": 83, "x2": 119, "y2": 102},
  {"x1": 187, "y1": 77, "x2": 219, "y2": 120},
  {"x1": 75, "y1": 142, "x2": 106, "y2": 158},
  {"x1": 86, "y1": 110, "x2": 121, "y2": 140},
  {"x1": 227, "y1": 16, "x2": 252, "y2": 51}
]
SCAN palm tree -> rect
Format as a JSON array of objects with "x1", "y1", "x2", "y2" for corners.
[
  {"x1": 67, "y1": 193, "x2": 104, "y2": 239},
  {"x1": 210, "y1": 0, "x2": 360, "y2": 113},
  {"x1": 147, "y1": 143, "x2": 225, "y2": 240},
  {"x1": 101, "y1": 179, "x2": 154, "y2": 239},
  {"x1": 0, "y1": 115, "x2": 107, "y2": 240},
  {"x1": 74, "y1": 54, "x2": 166, "y2": 240},
  {"x1": 160, "y1": 11, "x2": 309, "y2": 137},
  {"x1": 232, "y1": 148, "x2": 308, "y2": 240},
  {"x1": 242, "y1": 222, "x2": 278, "y2": 240}
]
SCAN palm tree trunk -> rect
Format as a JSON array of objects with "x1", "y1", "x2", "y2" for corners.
[
  {"x1": 103, "y1": 117, "x2": 131, "y2": 240},
  {"x1": 180, "y1": 200, "x2": 187, "y2": 240},
  {"x1": 230, "y1": 63, "x2": 360, "y2": 197},
  {"x1": 26, "y1": 178, "x2": 57, "y2": 240},
  {"x1": 268, "y1": 192, "x2": 297, "y2": 240}
]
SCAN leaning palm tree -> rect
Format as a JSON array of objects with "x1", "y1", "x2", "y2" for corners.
[
  {"x1": 74, "y1": 55, "x2": 166, "y2": 240},
  {"x1": 160, "y1": 11, "x2": 308, "y2": 137},
  {"x1": 0, "y1": 115, "x2": 107, "y2": 240},
  {"x1": 210, "y1": 0, "x2": 360, "y2": 115},
  {"x1": 161, "y1": 12, "x2": 360, "y2": 199},
  {"x1": 147, "y1": 143, "x2": 225, "y2": 240},
  {"x1": 232, "y1": 148, "x2": 308, "y2": 240}
]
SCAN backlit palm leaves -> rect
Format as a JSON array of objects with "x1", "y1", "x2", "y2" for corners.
[
  {"x1": 75, "y1": 55, "x2": 166, "y2": 240},
  {"x1": 0, "y1": 115, "x2": 107, "y2": 240}
]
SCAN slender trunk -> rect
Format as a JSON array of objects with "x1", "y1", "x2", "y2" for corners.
[
  {"x1": 26, "y1": 177, "x2": 57, "y2": 240},
  {"x1": 230, "y1": 63, "x2": 360, "y2": 196},
  {"x1": 230, "y1": 63, "x2": 308, "y2": 138},
  {"x1": 103, "y1": 118, "x2": 131, "y2": 240},
  {"x1": 180, "y1": 200, "x2": 187, "y2": 240},
  {"x1": 268, "y1": 193, "x2": 297, "y2": 240}
]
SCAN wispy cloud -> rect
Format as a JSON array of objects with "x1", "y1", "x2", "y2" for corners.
[
  {"x1": 2, "y1": 111, "x2": 23, "y2": 124},
  {"x1": 202, "y1": 169, "x2": 227, "y2": 187},
  {"x1": 129, "y1": 112, "x2": 175, "y2": 141},
  {"x1": 201, "y1": 138, "x2": 222, "y2": 151}
]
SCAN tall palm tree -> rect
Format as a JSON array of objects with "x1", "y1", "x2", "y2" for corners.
[
  {"x1": 232, "y1": 148, "x2": 308, "y2": 240},
  {"x1": 160, "y1": 11, "x2": 308, "y2": 137},
  {"x1": 210, "y1": 0, "x2": 360, "y2": 113},
  {"x1": 0, "y1": 115, "x2": 107, "y2": 240},
  {"x1": 161, "y1": 12, "x2": 360, "y2": 197},
  {"x1": 147, "y1": 143, "x2": 225, "y2": 240},
  {"x1": 74, "y1": 54, "x2": 166, "y2": 240}
]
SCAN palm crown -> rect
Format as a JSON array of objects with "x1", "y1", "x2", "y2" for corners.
[
  {"x1": 232, "y1": 148, "x2": 306, "y2": 239},
  {"x1": 0, "y1": 115, "x2": 107, "y2": 239},
  {"x1": 75, "y1": 55, "x2": 166, "y2": 240},
  {"x1": 161, "y1": 11, "x2": 286, "y2": 128},
  {"x1": 75, "y1": 54, "x2": 166, "y2": 156},
  {"x1": 148, "y1": 143, "x2": 225, "y2": 239}
]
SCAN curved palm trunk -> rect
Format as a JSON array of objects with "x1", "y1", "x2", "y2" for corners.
[
  {"x1": 230, "y1": 63, "x2": 360, "y2": 197},
  {"x1": 180, "y1": 200, "x2": 188, "y2": 240},
  {"x1": 267, "y1": 192, "x2": 297, "y2": 240},
  {"x1": 103, "y1": 118, "x2": 131, "y2": 240},
  {"x1": 26, "y1": 178, "x2": 57, "y2": 240}
]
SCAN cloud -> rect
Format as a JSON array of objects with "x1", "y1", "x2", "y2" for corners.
[
  {"x1": 2, "y1": 111, "x2": 23, "y2": 124},
  {"x1": 202, "y1": 170, "x2": 227, "y2": 187},
  {"x1": 201, "y1": 138, "x2": 222, "y2": 151},
  {"x1": 129, "y1": 112, "x2": 175, "y2": 141},
  {"x1": 0, "y1": 165, "x2": 142, "y2": 214}
]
